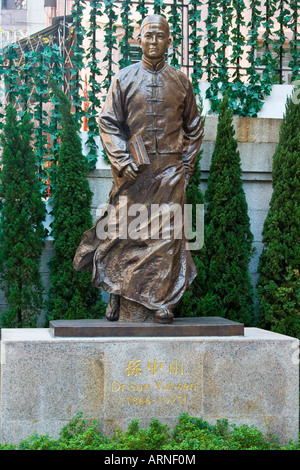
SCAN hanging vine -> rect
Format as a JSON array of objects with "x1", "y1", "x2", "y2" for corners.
[
  {"x1": 48, "y1": 43, "x2": 65, "y2": 194},
  {"x1": 206, "y1": 0, "x2": 233, "y2": 112},
  {"x1": 289, "y1": 0, "x2": 300, "y2": 81},
  {"x1": 48, "y1": 44, "x2": 65, "y2": 158},
  {"x1": 3, "y1": 45, "x2": 19, "y2": 106},
  {"x1": 85, "y1": 0, "x2": 103, "y2": 169},
  {"x1": 102, "y1": 0, "x2": 118, "y2": 93},
  {"x1": 153, "y1": 0, "x2": 166, "y2": 15},
  {"x1": 17, "y1": 46, "x2": 31, "y2": 114},
  {"x1": 136, "y1": 0, "x2": 152, "y2": 64},
  {"x1": 244, "y1": 0, "x2": 265, "y2": 116},
  {"x1": 204, "y1": 0, "x2": 219, "y2": 112},
  {"x1": 136, "y1": 0, "x2": 149, "y2": 63},
  {"x1": 273, "y1": 0, "x2": 290, "y2": 84},
  {"x1": 101, "y1": 0, "x2": 119, "y2": 165},
  {"x1": 137, "y1": 0, "x2": 148, "y2": 22},
  {"x1": 30, "y1": 45, "x2": 52, "y2": 191},
  {"x1": 260, "y1": 0, "x2": 279, "y2": 95},
  {"x1": 119, "y1": 0, "x2": 134, "y2": 69},
  {"x1": 0, "y1": 51, "x2": 5, "y2": 128},
  {"x1": 230, "y1": 0, "x2": 247, "y2": 115},
  {"x1": 168, "y1": 0, "x2": 183, "y2": 68},
  {"x1": 218, "y1": 0, "x2": 233, "y2": 85},
  {"x1": 70, "y1": 0, "x2": 87, "y2": 130},
  {"x1": 189, "y1": 0, "x2": 203, "y2": 96}
]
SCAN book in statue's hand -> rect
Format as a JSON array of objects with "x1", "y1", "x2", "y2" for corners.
[{"x1": 128, "y1": 134, "x2": 150, "y2": 172}]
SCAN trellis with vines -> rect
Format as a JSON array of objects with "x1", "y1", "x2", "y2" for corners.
[{"x1": 0, "y1": 0, "x2": 299, "y2": 193}]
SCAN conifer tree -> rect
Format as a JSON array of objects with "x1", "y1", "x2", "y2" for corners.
[
  {"x1": 0, "y1": 105, "x2": 46, "y2": 327},
  {"x1": 174, "y1": 98, "x2": 206, "y2": 317},
  {"x1": 257, "y1": 96, "x2": 300, "y2": 337},
  {"x1": 175, "y1": 155, "x2": 206, "y2": 317},
  {"x1": 202, "y1": 92, "x2": 255, "y2": 325},
  {"x1": 47, "y1": 77, "x2": 105, "y2": 322}
]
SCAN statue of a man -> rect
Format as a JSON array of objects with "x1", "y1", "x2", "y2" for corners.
[{"x1": 73, "y1": 14, "x2": 203, "y2": 324}]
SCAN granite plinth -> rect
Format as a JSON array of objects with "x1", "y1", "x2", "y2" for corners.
[
  {"x1": 0, "y1": 327, "x2": 299, "y2": 446},
  {"x1": 49, "y1": 317, "x2": 244, "y2": 337}
]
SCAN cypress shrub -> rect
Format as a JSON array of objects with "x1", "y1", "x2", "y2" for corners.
[
  {"x1": 202, "y1": 92, "x2": 255, "y2": 325},
  {"x1": 175, "y1": 151, "x2": 206, "y2": 317},
  {"x1": 175, "y1": 99, "x2": 206, "y2": 318},
  {"x1": 0, "y1": 105, "x2": 46, "y2": 327},
  {"x1": 257, "y1": 96, "x2": 300, "y2": 337},
  {"x1": 46, "y1": 78, "x2": 105, "y2": 322}
]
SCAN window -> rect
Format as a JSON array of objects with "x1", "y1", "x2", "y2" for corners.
[
  {"x1": 1, "y1": 0, "x2": 27, "y2": 9},
  {"x1": 15, "y1": 0, "x2": 27, "y2": 9}
]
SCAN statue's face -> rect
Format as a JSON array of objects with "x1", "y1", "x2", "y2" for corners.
[{"x1": 140, "y1": 22, "x2": 171, "y2": 60}]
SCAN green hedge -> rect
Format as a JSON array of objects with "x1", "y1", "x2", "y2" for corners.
[{"x1": 1, "y1": 413, "x2": 299, "y2": 450}]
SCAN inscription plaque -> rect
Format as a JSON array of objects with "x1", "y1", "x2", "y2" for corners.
[{"x1": 106, "y1": 349, "x2": 203, "y2": 419}]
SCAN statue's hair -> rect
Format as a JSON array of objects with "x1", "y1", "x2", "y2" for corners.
[{"x1": 140, "y1": 14, "x2": 170, "y2": 36}]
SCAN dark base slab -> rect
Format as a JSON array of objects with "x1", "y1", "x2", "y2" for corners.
[{"x1": 49, "y1": 317, "x2": 244, "y2": 337}]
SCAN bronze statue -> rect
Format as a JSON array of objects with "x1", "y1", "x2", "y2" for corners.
[{"x1": 73, "y1": 14, "x2": 204, "y2": 324}]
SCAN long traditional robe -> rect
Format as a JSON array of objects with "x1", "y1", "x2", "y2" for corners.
[{"x1": 73, "y1": 56, "x2": 203, "y2": 310}]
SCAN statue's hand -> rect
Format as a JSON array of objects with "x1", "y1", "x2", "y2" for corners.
[{"x1": 122, "y1": 162, "x2": 139, "y2": 181}]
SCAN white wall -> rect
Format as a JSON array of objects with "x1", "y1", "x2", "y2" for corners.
[{"x1": 27, "y1": 0, "x2": 47, "y2": 36}]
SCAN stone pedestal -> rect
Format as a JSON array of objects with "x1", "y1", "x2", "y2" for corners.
[{"x1": 0, "y1": 327, "x2": 299, "y2": 445}]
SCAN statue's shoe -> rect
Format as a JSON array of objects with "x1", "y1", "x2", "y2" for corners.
[
  {"x1": 154, "y1": 308, "x2": 174, "y2": 324},
  {"x1": 105, "y1": 294, "x2": 120, "y2": 321}
]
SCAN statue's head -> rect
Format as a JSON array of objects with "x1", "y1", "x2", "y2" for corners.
[{"x1": 138, "y1": 14, "x2": 171, "y2": 61}]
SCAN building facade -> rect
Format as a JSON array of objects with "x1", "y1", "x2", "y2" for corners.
[{"x1": 0, "y1": 0, "x2": 47, "y2": 49}]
